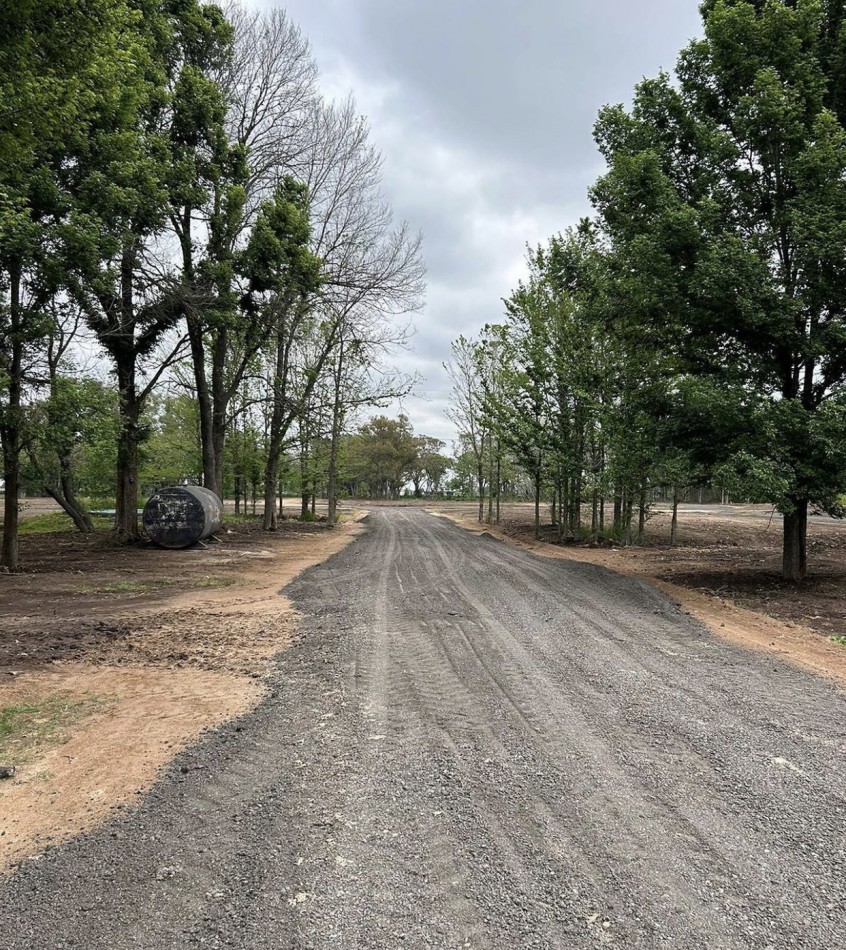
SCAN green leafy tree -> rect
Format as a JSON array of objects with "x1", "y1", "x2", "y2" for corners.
[
  {"x1": 593, "y1": 0, "x2": 846, "y2": 579},
  {"x1": 0, "y1": 0, "x2": 135, "y2": 566}
]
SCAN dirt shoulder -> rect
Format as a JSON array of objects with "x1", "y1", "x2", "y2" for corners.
[
  {"x1": 429, "y1": 503, "x2": 846, "y2": 689},
  {"x1": 0, "y1": 510, "x2": 365, "y2": 873}
]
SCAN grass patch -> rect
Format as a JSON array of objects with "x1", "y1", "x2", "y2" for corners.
[
  {"x1": 192, "y1": 577, "x2": 238, "y2": 589},
  {"x1": 93, "y1": 579, "x2": 177, "y2": 595},
  {"x1": 830, "y1": 635, "x2": 846, "y2": 647},
  {"x1": 0, "y1": 695, "x2": 106, "y2": 767},
  {"x1": 223, "y1": 513, "x2": 263, "y2": 526},
  {"x1": 18, "y1": 513, "x2": 113, "y2": 536}
]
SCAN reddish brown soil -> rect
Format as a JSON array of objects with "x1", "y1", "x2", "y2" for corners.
[
  {"x1": 0, "y1": 514, "x2": 349, "y2": 674},
  {"x1": 0, "y1": 510, "x2": 365, "y2": 871}
]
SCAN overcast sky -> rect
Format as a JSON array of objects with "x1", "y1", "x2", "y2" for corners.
[{"x1": 252, "y1": 0, "x2": 704, "y2": 446}]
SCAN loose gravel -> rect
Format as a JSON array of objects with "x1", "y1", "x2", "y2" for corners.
[{"x1": 3, "y1": 508, "x2": 845, "y2": 949}]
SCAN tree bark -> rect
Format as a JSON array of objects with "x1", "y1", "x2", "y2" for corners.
[
  {"x1": 44, "y1": 457, "x2": 94, "y2": 533},
  {"x1": 637, "y1": 480, "x2": 648, "y2": 542},
  {"x1": 1, "y1": 269, "x2": 23, "y2": 570},
  {"x1": 187, "y1": 316, "x2": 217, "y2": 495},
  {"x1": 534, "y1": 472, "x2": 541, "y2": 540},
  {"x1": 782, "y1": 499, "x2": 808, "y2": 582},
  {"x1": 670, "y1": 484, "x2": 679, "y2": 545},
  {"x1": 477, "y1": 465, "x2": 485, "y2": 523},
  {"x1": 115, "y1": 357, "x2": 141, "y2": 541}
]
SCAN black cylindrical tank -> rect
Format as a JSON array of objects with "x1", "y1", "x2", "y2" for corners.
[{"x1": 142, "y1": 486, "x2": 223, "y2": 549}]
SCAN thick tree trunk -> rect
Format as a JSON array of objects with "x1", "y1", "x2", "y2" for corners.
[
  {"x1": 613, "y1": 480, "x2": 623, "y2": 533},
  {"x1": 623, "y1": 497, "x2": 634, "y2": 547},
  {"x1": 782, "y1": 500, "x2": 808, "y2": 582},
  {"x1": 534, "y1": 472, "x2": 541, "y2": 540},
  {"x1": 209, "y1": 328, "x2": 229, "y2": 501},
  {"x1": 263, "y1": 319, "x2": 288, "y2": 532},
  {"x1": 670, "y1": 484, "x2": 680, "y2": 545},
  {"x1": 637, "y1": 480, "x2": 648, "y2": 542},
  {"x1": 45, "y1": 458, "x2": 93, "y2": 533},
  {"x1": 495, "y1": 451, "x2": 501, "y2": 525},
  {"x1": 188, "y1": 318, "x2": 217, "y2": 495},
  {"x1": 1, "y1": 271, "x2": 23, "y2": 570},
  {"x1": 327, "y1": 407, "x2": 341, "y2": 525},
  {"x1": 115, "y1": 373, "x2": 141, "y2": 541},
  {"x1": 591, "y1": 488, "x2": 599, "y2": 541},
  {"x1": 1, "y1": 437, "x2": 20, "y2": 571}
]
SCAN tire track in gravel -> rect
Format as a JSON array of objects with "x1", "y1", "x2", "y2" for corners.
[{"x1": 3, "y1": 507, "x2": 845, "y2": 950}]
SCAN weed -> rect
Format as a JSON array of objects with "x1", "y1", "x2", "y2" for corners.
[
  {"x1": 192, "y1": 577, "x2": 237, "y2": 589},
  {"x1": 93, "y1": 579, "x2": 177, "y2": 594},
  {"x1": 0, "y1": 695, "x2": 106, "y2": 766},
  {"x1": 830, "y1": 635, "x2": 846, "y2": 647},
  {"x1": 18, "y1": 513, "x2": 113, "y2": 536}
]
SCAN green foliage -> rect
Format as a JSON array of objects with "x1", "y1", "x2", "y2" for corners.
[
  {"x1": 140, "y1": 393, "x2": 203, "y2": 491},
  {"x1": 0, "y1": 695, "x2": 105, "y2": 764}
]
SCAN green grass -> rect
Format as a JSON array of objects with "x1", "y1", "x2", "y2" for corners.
[
  {"x1": 0, "y1": 695, "x2": 106, "y2": 766},
  {"x1": 223, "y1": 513, "x2": 263, "y2": 525},
  {"x1": 18, "y1": 513, "x2": 113, "y2": 536},
  {"x1": 91, "y1": 579, "x2": 177, "y2": 595},
  {"x1": 88, "y1": 576, "x2": 236, "y2": 595},
  {"x1": 192, "y1": 577, "x2": 238, "y2": 589},
  {"x1": 830, "y1": 635, "x2": 846, "y2": 647}
]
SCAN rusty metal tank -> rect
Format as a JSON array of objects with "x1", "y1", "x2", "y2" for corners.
[{"x1": 142, "y1": 486, "x2": 223, "y2": 549}]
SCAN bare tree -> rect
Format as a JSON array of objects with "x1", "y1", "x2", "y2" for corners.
[{"x1": 445, "y1": 336, "x2": 487, "y2": 522}]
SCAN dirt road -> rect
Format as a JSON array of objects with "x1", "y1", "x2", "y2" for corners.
[{"x1": 4, "y1": 508, "x2": 845, "y2": 949}]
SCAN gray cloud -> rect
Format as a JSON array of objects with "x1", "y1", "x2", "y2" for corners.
[{"x1": 252, "y1": 0, "x2": 703, "y2": 446}]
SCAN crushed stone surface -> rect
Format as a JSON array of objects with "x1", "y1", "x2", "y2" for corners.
[{"x1": 3, "y1": 508, "x2": 845, "y2": 949}]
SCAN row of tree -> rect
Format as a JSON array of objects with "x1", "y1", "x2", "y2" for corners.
[
  {"x1": 0, "y1": 1, "x2": 425, "y2": 568},
  {"x1": 447, "y1": 0, "x2": 846, "y2": 581},
  {"x1": 17, "y1": 385, "x2": 451, "y2": 514}
]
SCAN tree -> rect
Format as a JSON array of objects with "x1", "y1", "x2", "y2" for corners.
[
  {"x1": 238, "y1": 177, "x2": 322, "y2": 530},
  {"x1": 346, "y1": 414, "x2": 417, "y2": 499},
  {"x1": 64, "y1": 1, "x2": 231, "y2": 541},
  {"x1": 445, "y1": 336, "x2": 489, "y2": 521},
  {"x1": 0, "y1": 0, "x2": 134, "y2": 566},
  {"x1": 593, "y1": 0, "x2": 846, "y2": 580}
]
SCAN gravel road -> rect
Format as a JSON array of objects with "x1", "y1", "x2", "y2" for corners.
[{"x1": 4, "y1": 508, "x2": 845, "y2": 949}]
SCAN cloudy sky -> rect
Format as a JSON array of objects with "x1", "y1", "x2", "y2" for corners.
[{"x1": 252, "y1": 0, "x2": 704, "y2": 446}]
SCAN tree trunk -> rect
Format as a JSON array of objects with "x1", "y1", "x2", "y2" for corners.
[
  {"x1": 188, "y1": 317, "x2": 217, "y2": 495},
  {"x1": 613, "y1": 480, "x2": 623, "y2": 533},
  {"x1": 534, "y1": 472, "x2": 541, "y2": 540},
  {"x1": 477, "y1": 466, "x2": 485, "y2": 523},
  {"x1": 637, "y1": 480, "x2": 648, "y2": 542},
  {"x1": 1, "y1": 269, "x2": 23, "y2": 569},
  {"x1": 1, "y1": 433, "x2": 20, "y2": 571},
  {"x1": 782, "y1": 499, "x2": 808, "y2": 582},
  {"x1": 327, "y1": 394, "x2": 341, "y2": 524},
  {"x1": 591, "y1": 488, "x2": 599, "y2": 541},
  {"x1": 115, "y1": 368, "x2": 141, "y2": 541},
  {"x1": 263, "y1": 318, "x2": 288, "y2": 532},
  {"x1": 495, "y1": 446, "x2": 501, "y2": 525},
  {"x1": 623, "y1": 496, "x2": 634, "y2": 547},
  {"x1": 45, "y1": 457, "x2": 94, "y2": 533},
  {"x1": 209, "y1": 327, "x2": 230, "y2": 501},
  {"x1": 670, "y1": 484, "x2": 680, "y2": 545}
]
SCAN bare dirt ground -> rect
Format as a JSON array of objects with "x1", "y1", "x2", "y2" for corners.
[
  {"x1": 3, "y1": 507, "x2": 844, "y2": 949},
  {"x1": 0, "y1": 508, "x2": 364, "y2": 871},
  {"x1": 427, "y1": 501, "x2": 846, "y2": 687}
]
